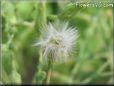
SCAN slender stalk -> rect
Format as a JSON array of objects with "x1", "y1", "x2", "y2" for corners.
[
  {"x1": 35, "y1": 0, "x2": 46, "y2": 33},
  {"x1": 45, "y1": 59, "x2": 53, "y2": 84},
  {"x1": 46, "y1": 67, "x2": 52, "y2": 84},
  {"x1": 34, "y1": 0, "x2": 47, "y2": 83}
]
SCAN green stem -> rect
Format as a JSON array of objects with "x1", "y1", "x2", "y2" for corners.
[
  {"x1": 34, "y1": 1, "x2": 47, "y2": 84},
  {"x1": 45, "y1": 59, "x2": 53, "y2": 84},
  {"x1": 35, "y1": 1, "x2": 47, "y2": 33},
  {"x1": 46, "y1": 67, "x2": 52, "y2": 84}
]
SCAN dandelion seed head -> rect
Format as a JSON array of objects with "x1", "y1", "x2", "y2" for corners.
[{"x1": 34, "y1": 21, "x2": 78, "y2": 62}]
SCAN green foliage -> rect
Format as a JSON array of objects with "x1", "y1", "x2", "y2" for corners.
[{"x1": 1, "y1": 0, "x2": 113, "y2": 85}]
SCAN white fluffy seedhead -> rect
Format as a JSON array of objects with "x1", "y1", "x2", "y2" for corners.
[{"x1": 34, "y1": 21, "x2": 78, "y2": 62}]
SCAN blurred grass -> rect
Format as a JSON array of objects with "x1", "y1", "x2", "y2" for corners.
[{"x1": 1, "y1": 0, "x2": 113, "y2": 84}]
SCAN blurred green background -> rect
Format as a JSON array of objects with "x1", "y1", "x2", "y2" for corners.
[{"x1": 1, "y1": 0, "x2": 113, "y2": 84}]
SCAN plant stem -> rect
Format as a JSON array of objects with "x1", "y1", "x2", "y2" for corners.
[
  {"x1": 45, "y1": 59, "x2": 53, "y2": 84},
  {"x1": 46, "y1": 67, "x2": 52, "y2": 84},
  {"x1": 34, "y1": 0, "x2": 46, "y2": 34},
  {"x1": 34, "y1": 1, "x2": 47, "y2": 84}
]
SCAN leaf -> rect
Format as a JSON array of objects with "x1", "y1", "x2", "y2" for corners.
[{"x1": 10, "y1": 70, "x2": 22, "y2": 84}]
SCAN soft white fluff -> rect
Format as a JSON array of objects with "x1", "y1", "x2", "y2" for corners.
[{"x1": 34, "y1": 22, "x2": 78, "y2": 62}]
